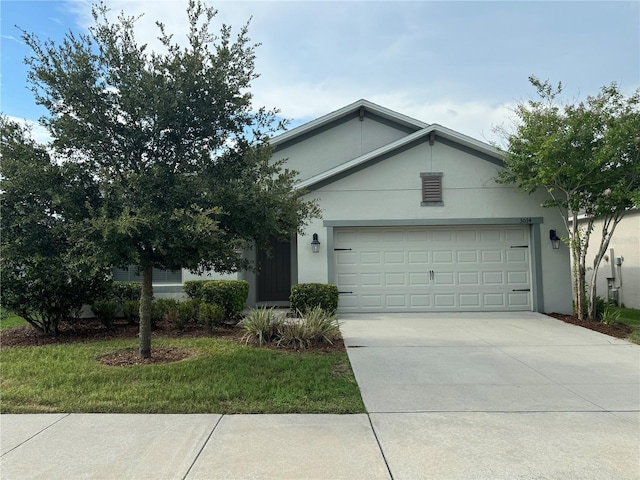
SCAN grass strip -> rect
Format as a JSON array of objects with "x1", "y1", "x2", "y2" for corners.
[
  {"x1": 616, "y1": 307, "x2": 640, "y2": 344},
  {"x1": 0, "y1": 337, "x2": 365, "y2": 414}
]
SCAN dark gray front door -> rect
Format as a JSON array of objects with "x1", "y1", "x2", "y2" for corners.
[{"x1": 257, "y1": 238, "x2": 291, "y2": 302}]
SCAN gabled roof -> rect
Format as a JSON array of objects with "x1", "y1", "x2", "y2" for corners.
[
  {"x1": 271, "y1": 99, "x2": 429, "y2": 148},
  {"x1": 295, "y1": 123, "x2": 505, "y2": 190}
]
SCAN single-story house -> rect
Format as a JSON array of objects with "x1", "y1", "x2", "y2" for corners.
[
  {"x1": 132, "y1": 99, "x2": 573, "y2": 314},
  {"x1": 573, "y1": 209, "x2": 639, "y2": 309}
]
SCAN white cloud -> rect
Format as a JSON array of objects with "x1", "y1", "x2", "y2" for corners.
[
  {"x1": 60, "y1": 0, "x2": 636, "y2": 150},
  {"x1": 6, "y1": 116, "x2": 53, "y2": 145}
]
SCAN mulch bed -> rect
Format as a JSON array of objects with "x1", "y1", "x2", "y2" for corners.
[
  {"x1": 3, "y1": 313, "x2": 628, "y2": 366},
  {"x1": 0, "y1": 318, "x2": 347, "y2": 366},
  {"x1": 546, "y1": 312, "x2": 632, "y2": 338}
]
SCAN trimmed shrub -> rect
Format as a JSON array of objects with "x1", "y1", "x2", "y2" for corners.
[
  {"x1": 184, "y1": 280, "x2": 249, "y2": 319},
  {"x1": 174, "y1": 299, "x2": 200, "y2": 331},
  {"x1": 111, "y1": 282, "x2": 142, "y2": 302},
  {"x1": 152, "y1": 298, "x2": 179, "y2": 327},
  {"x1": 122, "y1": 300, "x2": 140, "y2": 324},
  {"x1": 289, "y1": 283, "x2": 339, "y2": 315},
  {"x1": 91, "y1": 299, "x2": 119, "y2": 330},
  {"x1": 197, "y1": 302, "x2": 225, "y2": 330}
]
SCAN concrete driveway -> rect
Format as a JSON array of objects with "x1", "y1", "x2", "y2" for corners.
[{"x1": 341, "y1": 312, "x2": 640, "y2": 479}]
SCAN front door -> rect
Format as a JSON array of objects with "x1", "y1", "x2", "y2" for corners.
[{"x1": 257, "y1": 238, "x2": 292, "y2": 302}]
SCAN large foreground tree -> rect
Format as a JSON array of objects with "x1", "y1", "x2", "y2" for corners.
[
  {"x1": 498, "y1": 77, "x2": 640, "y2": 321},
  {"x1": 22, "y1": 1, "x2": 317, "y2": 356}
]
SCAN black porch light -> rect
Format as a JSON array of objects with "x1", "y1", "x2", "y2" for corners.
[
  {"x1": 549, "y1": 229, "x2": 561, "y2": 250},
  {"x1": 311, "y1": 233, "x2": 321, "y2": 253}
]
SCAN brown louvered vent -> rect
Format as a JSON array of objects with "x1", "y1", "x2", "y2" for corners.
[{"x1": 420, "y1": 172, "x2": 443, "y2": 205}]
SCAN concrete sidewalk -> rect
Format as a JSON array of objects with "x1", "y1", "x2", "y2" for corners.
[
  {"x1": 2, "y1": 313, "x2": 639, "y2": 479},
  {"x1": 0, "y1": 413, "x2": 390, "y2": 479}
]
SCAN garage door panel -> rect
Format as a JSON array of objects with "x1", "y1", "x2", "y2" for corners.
[
  {"x1": 507, "y1": 271, "x2": 528, "y2": 285},
  {"x1": 432, "y1": 251, "x2": 454, "y2": 263},
  {"x1": 407, "y1": 231, "x2": 428, "y2": 242},
  {"x1": 506, "y1": 249, "x2": 527, "y2": 262},
  {"x1": 482, "y1": 272, "x2": 504, "y2": 284},
  {"x1": 460, "y1": 294, "x2": 481, "y2": 307},
  {"x1": 336, "y1": 251, "x2": 357, "y2": 265},
  {"x1": 433, "y1": 272, "x2": 455, "y2": 285},
  {"x1": 455, "y1": 230, "x2": 477, "y2": 242},
  {"x1": 385, "y1": 294, "x2": 407, "y2": 307},
  {"x1": 434, "y1": 294, "x2": 456, "y2": 307},
  {"x1": 408, "y1": 251, "x2": 429, "y2": 264},
  {"x1": 410, "y1": 294, "x2": 431, "y2": 307},
  {"x1": 508, "y1": 292, "x2": 530, "y2": 306},
  {"x1": 334, "y1": 226, "x2": 532, "y2": 312},
  {"x1": 360, "y1": 252, "x2": 381, "y2": 264},
  {"x1": 480, "y1": 230, "x2": 501, "y2": 242},
  {"x1": 458, "y1": 272, "x2": 480, "y2": 285},
  {"x1": 409, "y1": 272, "x2": 431, "y2": 285},
  {"x1": 361, "y1": 273, "x2": 382, "y2": 286},
  {"x1": 481, "y1": 250, "x2": 503, "y2": 262},
  {"x1": 361, "y1": 295, "x2": 383, "y2": 307},
  {"x1": 337, "y1": 273, "x2": 358, "y2": 286},
  {"x1": 432, "y1": 231, "x2": 454, "y2": 242},
  {"x1": 457, "y1": 251, "x2": 479, "y2": 263},
  {"x1": 484, "y1": 293, "x2": 506, "y2": 307},
  {"x1": 385, "y1": 273, "x2": 406, "y2": 286},
  {"x1": 384, "y1": 251, "x2": 405, "y2": 264},
  {"x1": 506, "y1": 229, "x2": 527, "y2": 241}
]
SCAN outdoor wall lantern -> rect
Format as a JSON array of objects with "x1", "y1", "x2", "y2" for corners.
[
  {"x1": 549, "y1": 229, "x2": 561, "y2": 250},
  {"x1": 311, "y1": 233, "x2": 321, "y2": 253}
]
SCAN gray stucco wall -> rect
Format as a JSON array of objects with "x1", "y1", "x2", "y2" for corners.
[
  {"x1": 272, "y1": 113, "x2": 414, "y2": 182},
  {"x1": 576, "y1": 210, "x2": 639, "y2": 309}
]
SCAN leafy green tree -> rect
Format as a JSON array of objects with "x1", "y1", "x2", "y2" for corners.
[
  {"x1": 498, "y1": 77, "x2": 640, "y2": 321},
  {"x1": 21, "y1": 1, "x2": 318, "y2": 357},
  {"x1": 0, "y1": 118, "x2": 109, "y2": 334}
]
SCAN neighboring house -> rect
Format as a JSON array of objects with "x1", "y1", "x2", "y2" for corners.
[
  {"x1": 172, "y1": 99, "x2": 574, "y2": 314},
  {"x1": 573, "y1": 209, "x2": 639, "y2": 309}
]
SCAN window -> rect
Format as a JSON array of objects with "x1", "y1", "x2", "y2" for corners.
[
  {"x1": 421, "y1": 172, "x2": 443, "y2": 206},
  {"x1": 112, "y1": 266, "x2": 182, "y2": 284}
]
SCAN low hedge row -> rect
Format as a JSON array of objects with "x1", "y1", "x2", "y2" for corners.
[
  {"x1": 183, "y1": 280, "x2": 249, "y2": 319},
  {"x1": 290, "y1": 283, "x2": 339, "y2": 314}
]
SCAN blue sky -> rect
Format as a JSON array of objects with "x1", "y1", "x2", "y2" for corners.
[{"x1": 1, "y1": 1, "x2": 639, "y2": 145}]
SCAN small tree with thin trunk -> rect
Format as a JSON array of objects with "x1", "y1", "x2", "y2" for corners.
[
  {"x1": 22, "y1": 1, "x2": 318, "y2": 357},
  {"x1": 497, "y1": 77, "x2": 640, "y2": 321}
]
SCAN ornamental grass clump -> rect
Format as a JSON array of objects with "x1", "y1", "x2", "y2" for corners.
[
  {"x1": 240, "y1": 307, "x2": 284, "y2": 345},
  {"x1": 276, "y1": 307, "x2": 340, "y2": 349}
]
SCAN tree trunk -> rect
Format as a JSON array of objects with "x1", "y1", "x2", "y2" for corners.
[
  {"x1": 586, "y1": 213, "x2": 623, "y2": 321},
  {"x1": 139, "y1": 265, "x2": 153, "y2": 358},
  {"x1": 570, "y1": 216, "x2": 587, "y2": 320},
  {"x1": 587, "y1": 268, "x2": 599, "y2": 321}
]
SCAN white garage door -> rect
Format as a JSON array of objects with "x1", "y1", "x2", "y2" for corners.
[{"x1": 334, "y1": 226, "x2": 532, "y2": 312}]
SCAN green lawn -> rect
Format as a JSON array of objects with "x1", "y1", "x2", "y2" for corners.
[
  {"x1": 616, "y1": 307, "x2": 640, "y2": 345},
  {"x1": 0, "y1": 309, "x2": 28, "y2": 331},
  {"x1": 0, "y1": 337, "x2": 365, "y2": 414}
]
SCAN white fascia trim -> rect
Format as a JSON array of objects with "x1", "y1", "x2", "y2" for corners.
[
  {"x1": 271, "y1": 99, "x2": 429, "y2": 147},
  {"x1": 295, "y1": 125, "x2": 504, "y2": 190}
]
